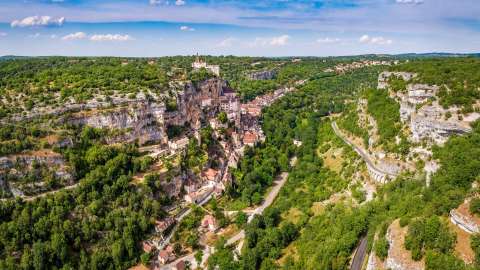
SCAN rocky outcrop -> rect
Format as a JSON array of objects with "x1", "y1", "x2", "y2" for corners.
[
  {"x1": 0, "y1": 157, "x2": 12, "y2": 170},
  {"x1": 69, "y1": 101, "x2": 168, "y2": 145},
  {"x1": 378, "y1": 72, "x2": 475, "y2": 145},
  {"x1": 405, "y1": 84, "x2": 438, "y2": 104},
  {"x1": 1, "y1": 151, "x2": 67, "y2": 169},
  {"x1": 0, "y1": 150, "x2": 74, "y2": 198},
  {"x1": 248, "y1": 70, "x2": 276, "y2": 80},
  {"x1": 166, "y1": 78, "x2": 240, "y2": 130},
  {"x1": 410, "y1": 115, "x2": 471, "y2": 144},
  {"x1": 450, "y1": 199, "x2": 480, "y2": 234},
  {"x1": 378, "y1": 71, "x2": 416, "y2": 90},
  {"x1": 366, "y1": 252, "x2": 385, "y2": 270},
  {"x1": 385, "y1": 220, "x2": 425, "y2": 270}
]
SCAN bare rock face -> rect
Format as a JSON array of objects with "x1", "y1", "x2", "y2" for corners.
[
  {"x1": 378, "y1": 71, "x2": 474, "y2": 145},
  {"x1": 410, "y1": 115, "x2": 471, "y2": 144},
  {"x1": 378, "y1": 71, "x2": 416, "y2": 90},
  {"x1": 166, "y1": 78, "x2": 240, "y2": 130},
  {"x1": 450, "y1": 199, "x2": 480, "y2": 234},
  {"x1": 385, "y1": 220, "x2": 425, "y2": 270},
  {"x1": 406, "y1": 84, "x2": 438, "y2": 104},
  {"x1": 69, "y1": 101, "x2": 168, "y2": 145},
  {"x1": 0, "y1": 157, "x2": 12, "y2": 170},
  {"x1": 248, "y1": 70, "x2": 276, "y2": 80},
  {"x1": 400, "y1": 101, "x2": 416, "y2": 122},
  {"x1": 0, "y1": 150, "x2": 74, "y2": 197},
  {"x1": 366, "y1": 252, "x2": 385, "y2": 270}
]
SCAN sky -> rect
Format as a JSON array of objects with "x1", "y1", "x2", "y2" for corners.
[{"x1": 0, "y1": 0, "x2": 479, "y2": 57}]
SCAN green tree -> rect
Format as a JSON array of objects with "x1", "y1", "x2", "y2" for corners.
[{"x1": 195, "y1": 250, "x2": 204, "y2": 266}]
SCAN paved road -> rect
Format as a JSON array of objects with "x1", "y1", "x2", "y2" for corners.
[
  {"x1": 157, "y1": 192, "x2": 213, "y2": 251},
  {"x1": 350, "y1": 237, "x2": 368, "y2": 270},
  {"x1": 331, "y1": 121, "x2": 397, "y2": 178},
  {"x1": 227, "y1": 172, "x2": 289, "y2": 245}
]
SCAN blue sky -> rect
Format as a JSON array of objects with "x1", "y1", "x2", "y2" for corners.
[{"x1": 0, "y1": 0, "x2": 479, "y2": 56}]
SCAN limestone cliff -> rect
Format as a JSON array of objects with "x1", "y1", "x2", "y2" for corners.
[
  {"x1": 378, "y1": 71, "x2": 478, "y2": 145},
  {"x1": 68, "y1": 101, "x2": 168, "y2": 145},
  {"x1": 248, "y1": 70, "x2": 276, "y2": 80}
]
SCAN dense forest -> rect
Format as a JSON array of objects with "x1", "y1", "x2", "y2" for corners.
[{"x1": 0, "y1": 127, "x2": 168, "y2": 269}]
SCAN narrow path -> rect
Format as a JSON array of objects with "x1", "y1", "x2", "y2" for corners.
[
  {"x1": 227, "y1": 171, "x2": 289, "y2": 245},
  {"x1": 1, "y1": 183, "x2": 79, "y2": 202},
  {"x1": 350, "y1": 237, "x2": 368, "y2": 270},
  {"x1": 331, "y1": 121, "x2": 397, "y2": 178},
  {"x1": 24, "y1": 183, "x2": 79, "y2": 201},
  {"x1": 157, "y1": 192, "x2": 213, "y2": 251}
]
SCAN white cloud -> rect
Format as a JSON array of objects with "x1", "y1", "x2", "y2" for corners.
[
  {"x1": 62, "y1": 32, "x2": 87, "y2": 41},
  {"x1": 216, "y1": 37, "x2": 236, "y2": 48},
  {"x1": 250, "y1": 35, "x2": 290, "y2": 47},
  {"x1": 270, "y1": 35, "x2": 290, "y2": 46},
  {"x1": 180, "y1": 25, "x2": 195, "y2": 31},
  {"x1": 0, "y1": 32, "x2": 7, "y2": 37},
  {"x1": 359, "y1": 35, "x2": 392, "y2": 45},
  {"x1": 150, "y1": 0, "x2": 185, "y2": 5},
  {"x1": 28, "y1": 33, "x2": 41, "y2": 38},
  {"x1": 371, "y1": 37, "x2": 393, "y2": 45},
  {"x1": 175, "y1": 0, "x2": 186, "y2": 6},
  {"x1": 90, "y1": 34, "x2": 134, "y2": 41},
  {"x1": 11, "y1": 16, "x2": 65, "y2": 28},
  {"x1": 317, "y1": 37, "x2": 340, "y2": 44},
  {"x1": 395, "y1": 0, "x2": 424, "y2": 4},
  {"x1": 149, "y1": 0, "x2": 168, "y2": 5},
  {"x1": 359, "y1": 35, "x2": 370, "y2": 43}
]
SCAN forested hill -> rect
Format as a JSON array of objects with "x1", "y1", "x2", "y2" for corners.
[
  {"x1": 1, "y1": 55, "x2": 480, "y2": 270},
  {"x1": 208, "y1": 57, "x2": 480, "y2": 270}
]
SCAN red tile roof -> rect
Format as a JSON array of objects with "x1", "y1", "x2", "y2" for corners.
[{"x1": 243, "y1": 131, "x2": 258, "y2": 144}]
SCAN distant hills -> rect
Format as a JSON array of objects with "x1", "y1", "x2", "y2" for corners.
[
  {"x1": 1, "y1": 53, "x2": 479, "y2": 60},
  {"x1": 0, "y1": 55, "x2": 30, "y2": 61}
]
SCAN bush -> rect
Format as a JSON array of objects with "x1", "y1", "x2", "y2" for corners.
[
  {"x1": 375, "y1": 237, "x2": 389, "y2": 260},
  {"x1": 399, "y1": 216, "x2": 410, "y2": 227},
  {"x1": 470, "y1": 198, "x2": 480, "y2": 215},
  {"x1": 140, "y1": 253, "x2": 151, "y2": 265},
  {"x1": 235, "y1": 211, "x2": 248, "y2": 227}
]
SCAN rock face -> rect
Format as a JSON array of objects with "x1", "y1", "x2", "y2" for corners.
[
  {"x1": 410, "y1": 115, "x2": 471, "y2": 144},
  {"x1": 385, "y1": 220, "x2": 425, "y2": 270},
  {"x1": 366, "y1": 252, "x2": 385, "y2": 270},
  {"x1": 450, "y1": 199, "x2": 480, "y2": 234},
  {"x1": 65, "y1": 78, "x2": 240, "y2": 146},
  {"x1": 69, "y1": 101, "x2": 168, "y2": 145},
  {"x1": 248, "y1": 70, "x2": 276, "y2": 80},
  {"x1": 166, "y1": 78, "x2": 241, "y2": 129},
  {"x1": 378, "y1": 72, "x2": 475, "y2": 145},
  {"x1": 0, "y1": 150, "x2": 73, "y2": 198},
  {"x1": 406, "y1": 84, "x2": 438, "y2": 104},
  {"x1": 378, "y1": 71, "x2": 416, "y2": 90}
]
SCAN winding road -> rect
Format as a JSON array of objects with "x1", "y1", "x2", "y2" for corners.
[
  {"x1": 331, "y1": 121, "x2": 397, "y2": 179},
  {"x1": 226, "y1": 172, "x2": 289, "y2": 246}
]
